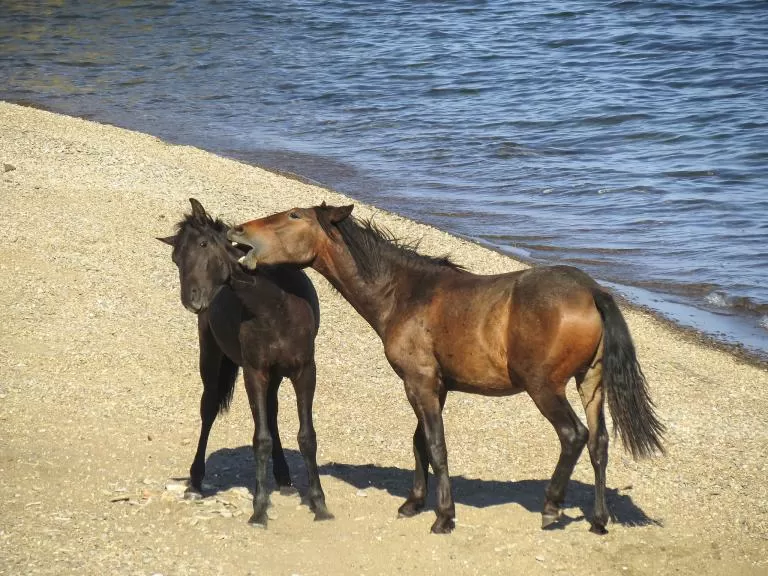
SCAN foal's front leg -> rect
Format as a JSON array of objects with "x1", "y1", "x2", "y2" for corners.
[
  {"x1": 243, "y1": 367, "x2": 272, "y2": 527},
  {"x1": 188, "y1": 317, "x2": 227, "y2": 497},
  {"x1": 403, "y1": 378, "x2": 454, "y2": 534}
]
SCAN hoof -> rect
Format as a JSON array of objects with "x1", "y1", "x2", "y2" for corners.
[
  {"x1": 248, "y1": 513, "x2": 268, "y2": 528},
  {"x1": 279, "y1": 485, "x2": 299, "y2": 497},
  {"x1": 589, "y1": 522, "x2": 608, "y2": 535},
  {"x1": 430, "y1": 517, "x2": 455, "y2": 534},
  {"x1": 541, "y1": 512, "x2": 560, "y2": 530},
  {"x1": 397, "y1": 499, "x2": 425, "y2": 518},
  {"x1": 184, "y1": 488, "x2": 203, "y2": 501},
  {"x1": 313, "y1": 508, "x2": 335, "y2": 522}
]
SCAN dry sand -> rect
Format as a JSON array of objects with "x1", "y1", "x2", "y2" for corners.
[{"x1": 1, "y1": 101, "x2": 766, "y2": 575}]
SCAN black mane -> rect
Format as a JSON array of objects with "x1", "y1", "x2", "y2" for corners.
[
  {"x1": 316, "y1": 205, "x2": 465, "y2": 282},
  {"x1": 176, "y1": 209, "x2": 229, "y2": 236}
]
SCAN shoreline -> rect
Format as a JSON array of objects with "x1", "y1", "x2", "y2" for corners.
[
  {"x1": 7, "y1": 98, "x2": 765, "y2": 367},
  {"x1": 2, "y1": 101, "x2": 767, "y2": 575}
]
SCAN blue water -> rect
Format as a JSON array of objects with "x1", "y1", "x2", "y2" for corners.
[{"x1": 2, "y1": 0, "x2": 767, "y2": 359}]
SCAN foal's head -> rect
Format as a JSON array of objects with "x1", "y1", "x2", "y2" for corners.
[{"x1": 158, "y1": 198, "x2": 242, "y2": 313}]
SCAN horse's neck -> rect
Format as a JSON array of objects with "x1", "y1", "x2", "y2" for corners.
[{"x1": 313, "y1": 243, "x2": 397, "y2": 338}]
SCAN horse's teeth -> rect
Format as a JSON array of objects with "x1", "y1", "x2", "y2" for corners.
[
  {"x1": 231, "y1": 241, "x2": 238, "y2": 247},
  {"x1": 238, "y1": 255, "x2": 246, "y2": 264}
]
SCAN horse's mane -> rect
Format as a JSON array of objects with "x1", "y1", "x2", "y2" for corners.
[{"x1": 315, "y1": 205, "x2": 465, "y2": 282}]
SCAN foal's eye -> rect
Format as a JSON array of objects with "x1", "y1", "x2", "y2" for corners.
[
  {"x1": 199, "y1": 240, "x2": 208, "y2": 248},
  {"x1": 289, "y1": 211, "x2": 300, "y2": 220}
]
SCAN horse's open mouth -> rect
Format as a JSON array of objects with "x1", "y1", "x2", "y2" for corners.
[
  {"x1": 230, "y1": 240, "x2": 251, "y2": 255},
  {"x1": 231, "y1": 241, "x2": 259, "y2": 269}
]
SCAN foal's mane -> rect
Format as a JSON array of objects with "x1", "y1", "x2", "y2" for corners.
[
  {"x1": 176, "y1": 209, "x2": 229, "y2": 237},
  {"x1": 315, "y1": 205, "x2": 464, "y2": 282}
]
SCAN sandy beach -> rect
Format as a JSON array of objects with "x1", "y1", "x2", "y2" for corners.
[{"x1": 1, "y1": 101, "x2": 766, "y2": 575}]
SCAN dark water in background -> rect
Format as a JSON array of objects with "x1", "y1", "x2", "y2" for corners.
[{"x1": 2, "y1": 0, "x2": 767, "y2": 359}]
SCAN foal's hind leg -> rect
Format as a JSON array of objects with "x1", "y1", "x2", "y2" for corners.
[
  {"x1": 267, "y1": 373, "x2": 296, "y2": 495},
  {"x1": 528, "y1": 382, "x2": 588, "y2": 529},
  {"x1": 577, "y1": 351, "x2": 610, "y2": 534},
  {"x1": 292, "y1": 360, "x2": 333, "y2": 521},
  {"x1": 243, "y1": 368, "x2": 273, "y2": 527}
]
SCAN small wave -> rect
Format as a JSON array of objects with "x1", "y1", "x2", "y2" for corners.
[
  {"x1": 760, "y1": 316, "x2": 768, "y2": 332},
  {"x1": 580, "y1": 113, "x2": 651, "y2": 126},
  {"x1": 705, "y1": 292, "x2": 728, "y2": 308},
  {"x1": 663, "y1": 170, "x2": 717, "y2": 178}
]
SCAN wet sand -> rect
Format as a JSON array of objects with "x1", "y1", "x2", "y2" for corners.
[{"x1": 1, "y1": 101, "x2": 766, "y2": 575}]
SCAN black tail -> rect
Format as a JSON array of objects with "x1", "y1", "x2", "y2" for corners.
[
  {"x1": 593, "y1": 290, "x2": 665, "y2": 459},
  {"x1": 216, "y1": 356, "x2": 239, "y2": 414}
]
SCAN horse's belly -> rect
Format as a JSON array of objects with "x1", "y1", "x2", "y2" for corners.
[{"x1": 440, "y1": 356, "x2": 520, "y2": 396}]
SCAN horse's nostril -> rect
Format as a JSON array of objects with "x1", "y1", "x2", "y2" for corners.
[{"x1": 233, "y1": 225, "x2": 243, "y2": 235}]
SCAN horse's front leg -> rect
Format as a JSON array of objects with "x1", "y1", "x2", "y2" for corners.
[
  {"x1": 243, "y1": 367, "x2": 272, "y2": 527},
  {"x1": 292, "y1": 360, "x2": 333, "y2": 521},
  {"x1": 403, "y1": 378, "x2": 454, "y2": 534},
  {"x1": 397, "y1": 421, "x2": 429, "y2": 518}
]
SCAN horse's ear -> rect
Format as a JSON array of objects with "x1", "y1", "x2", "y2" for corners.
[
  {"x1": 156, "y1": 235, "x2": 176, "y2": 246},
  {"x1": 330, "y1": 204, "x2": 354, "y2": 224},
  {"x1": 320, "y1": 200, "x2": 327, "y2": 207},
  {"x1": 189, "y1": 197, "x2": 207, "y2": 218}
]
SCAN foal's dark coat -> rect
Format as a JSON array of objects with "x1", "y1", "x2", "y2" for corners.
[{"x1": 158, "y1": 198, "x2": 331, "y2": 525}]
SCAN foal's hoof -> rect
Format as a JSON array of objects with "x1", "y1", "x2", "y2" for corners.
[
  {"x1": 541, "y1": 512, "x2": 561, "y2": 530},
  {"x1": 247, "y1": 513, "x2": 268, "y2": 529},
  {"x1": 279, "y1": 485, "x2": 299, "y2": 497},
  {"x1": 184, "y1": 488, "x2": 203, "y2": 501},
  {"x1": 430, "y1": 517, "x2": 455, "y2": 534},
  {"x1": 313, "y1": 508, "x2": 335, "y2": 522},
  {"x1": 397, "y1": 499, "x2": 425, "y2": 518},
  {"x1": 589, "y1": 522, "x2": 608, "y2": 535}
]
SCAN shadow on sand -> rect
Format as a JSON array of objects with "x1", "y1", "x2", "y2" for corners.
[{"x1": 200, "y1": 445, "x2": 660, "y2": 529}]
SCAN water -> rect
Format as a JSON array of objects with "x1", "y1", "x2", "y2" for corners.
[{"x1": 2, "y1": 0, "x2": 767, "y2": 360}]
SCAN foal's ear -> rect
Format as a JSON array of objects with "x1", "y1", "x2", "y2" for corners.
[
  {"x1": 329, "y1": 204, "x2": 354, "y2": 224},
  {"x1": 189, "y1": 197, "x2": 207, "y2": 218},
  {"x1": 156, "y1": 235, "x2": 176, "y2": 246}
]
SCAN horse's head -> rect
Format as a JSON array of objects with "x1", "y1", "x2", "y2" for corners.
[
  {"x1": 158, "y1": 198, "x2": 244, "y2": 313},
  {"x1": 227, "y1": 203, "x2": 354, "y2": 270}
]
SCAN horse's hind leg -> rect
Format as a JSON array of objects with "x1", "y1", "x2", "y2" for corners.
[
  {"x1": 292, "y1": 360, "x2": 333, "y2": 521},
  {"x1": 267, "y1": 373, "x2": 295, "y2": 495},
  {"x1": 577, "y1": 346, "x2": 610, "y2": 534},
  {"x1": 528, "y1": 382, "x2": 588, "y2": 529}
]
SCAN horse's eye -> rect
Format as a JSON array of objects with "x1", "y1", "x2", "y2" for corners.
[
  {"x1": 199, "y1": 240, "x2": 208, "y2": 248},
  {"x1": 289, "y1": 212, "x2": 300, "y2": 220}
]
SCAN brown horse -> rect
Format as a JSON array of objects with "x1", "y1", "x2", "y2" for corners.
[{"x1": 228, "y1": 203, "x2": 664, "y2": 535}]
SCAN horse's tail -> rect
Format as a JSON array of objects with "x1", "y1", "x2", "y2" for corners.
[
  {"x1": 217, "y1": 357, "x2": 239, "y2": 414},
  {"x1": 593, "y1": 289, "x2": 665, "y2": 459}
]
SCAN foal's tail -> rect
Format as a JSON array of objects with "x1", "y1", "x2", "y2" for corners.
[
  {"x1": 217, "y1": 357, "x2": 239, "y2": 415},
  {"x1": 593, "y1": 290, "x2": 665, "y2": 459}
]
